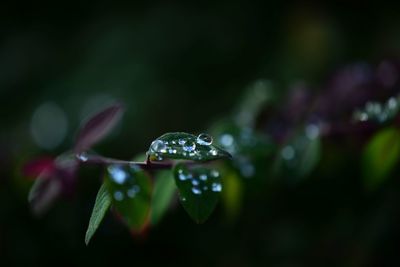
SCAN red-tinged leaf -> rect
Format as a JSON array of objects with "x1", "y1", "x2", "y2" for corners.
[
  {"x1": 28, "y1": 171, "x2": 62, "y2": 216},
  {"x1": 74, "y1": 103, "x2": 124, "y2": 153},
  {"x1": 23, "y1": 157, "x2": 55, "y2": 178}
]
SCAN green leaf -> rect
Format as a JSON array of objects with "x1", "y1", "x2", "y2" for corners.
[
  {"x1": 147, "y1": 132, "x2": 231, "y2": 162},
  {"x1": 362, "y1": 127, "x2": 400, "y2": 190},
  {"x1": 85, "y1": 183, "x2": 111, "y2": 245},
  {"x1": 173, "y1": 163, "x2": 222, "y2": 223},
  {"x1": 105, "y1": 164, "x2": 152, "y2": 231},
  {"x1": 150, "y1": 171, "x2": 176, "y2": 225}
]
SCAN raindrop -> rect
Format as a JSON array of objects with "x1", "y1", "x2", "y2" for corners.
[
  {"x1": 281, "y1": 146, "x2": 295, "y2": 160},
  {"x1": 181, "y1": 196, "x2": 186, "y2": 202},
  {"x1": 209, "y1": 149, "x2": 218, "y2": 156},
  {"x1": 127, "y1": 185, "x2": 140, "y2": 198},
  {"x1": 113, "y1": 191, "x2": 124, "y2": 201},
  {"x1": 108, "y1": 165, "x2": 128, "y2": 184},
  {"x1": 210, "y1": 170, "x2": 220, "y2": 178},
  {"x1": 178, "y1": 139, "x2": 186, "y2": 145},
  {"x1": 179, "y1": 173, "x2": 187, "y2": 181},
  {"x1": 183, "y1": 141, "x2": 196, "y2": 152},
  {"x1": 77, "y1": 152, "x2": 89, "y2": 162},
  {"x1": 196, "y1": 133, "x2": 213, "y2": 146},
  {"x1": 192, "y1": 187, "x2": 202, "y2": 195},
  {"x1": 220, "y1": 134, "x2": 234, "y2": 147},
  {"x1": 211, "y1": 182, "x2": 222, "y2": 192},
  {"x1": 199, "y1": 174, "x2": 208, "y2": 181},
  {"x1": 192, "y1": 179, "x2": 200, "y2": 186},
  {"x1": 150, "y1": 140, "x2": 167, "y2": 153}
]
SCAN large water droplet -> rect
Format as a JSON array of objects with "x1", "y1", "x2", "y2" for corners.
[
  {"x1": 183, "y1": 141, "x2": 196, "y2": 152},
  {"x1": 211, "y1": 182, "x2": 222, "y2": 192},
  {"x1": 192, "y1": 187, "x2": 202, "y2": 195},
  {"x1": 196, "y1": 133, "x2": 213, "y2": 146},
  {"x1": 114, "y1": 191, "x2": 124, "y2": 201},
  {"x1": 108, "y1": 165, "x2": 128, "y2": 184},
  {"x1": 150, "y1": 140, "x2": 167, "y2": 153}
]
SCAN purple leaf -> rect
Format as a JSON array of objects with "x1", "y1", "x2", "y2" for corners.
[{"x1": 74, "y1": 103, "x2": 124, "y2": 153}]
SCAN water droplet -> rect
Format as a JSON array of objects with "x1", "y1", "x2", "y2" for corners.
[
  {"x1": 181, "y1": 196, "x2": 186, "y2": 202},
  {"x1": 211, "y1": 182, "x2": 222, "y2": 192},
  {"x1": 210, "y1": 170, "x2": 220, "y2": 178},
  {"x1": 196, "y1": 133, "x2": 213, "y2": 146},
  {"x1": 77, "y1": 152, "x2": 88, "y2": 162},
  {"x1": 150, "y1": 140, "x2": 167, "y2": 153},
  {"x1": 127, "y1": 185, "x2": 140, "y2": 198},
  {"x1": 281, "y1": 146, "x2": 295, "y2": 160},
  {"x1": 192, "y1": 187, "x2": 202, "y2": 195},
  {"x1": 305, "y1": 124, "x2": 320, "y2": 140},
  {"x1": 220, "y1": 134, "x2": 234, "y2": 147},
  {"x1": 179, "y1": 173, "x2": 187, "y2": 181},
  {"x1": 178, "y1": 139, "x2": 186, "y2": 145},
  {"x1": 199, "y1": 174, "x2": 208, "y2": 181},
  {"x1": 114, "y1": 191, "x2": 124, "y2": 201},
  {"x1": 209, "y1": 148, "x2": 218, "y2": 156},
  {"x1": 183, "y1": 141, "x2": 196, "y2": 152},
  {"x1": 171, "y1": 140, "x2": 177, "y2": 145},
  {"x1": 192, "y1": 179, "x2": 200, "y2": 186},
  {"x1": 387, "y1": 97, "x2": 398, "y2": 110},
  {"x1": 108, "y1": 165, "x2": 128, "y2": 184}
]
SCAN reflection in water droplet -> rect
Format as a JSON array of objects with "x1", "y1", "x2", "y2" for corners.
[
  {"x1": 183, "y1": 141, "x2": 196, "y2": 152},
  {"x1": 281, "y1": 146, "x2": 295, "y2": 160},
  {"x1": 192, "y1": 187, "x2": 202, "y2": 195},
  {"x1": 178, "y1": 139, "x2": 186, "y2": 145},
  {"x1": 209, "y1": 149, "x2": 218, "y2": 156},
  {"x1": 150, "y1": 140, "x2": 167, "y2": 153},
  {"x1": 196, "y1": 133, "x2": 213, "y2": 146},
  {"x1": 108, "y1": 165, "x2": 128, "y2": 184},
  {"x1": 192, "y1": 179, "x2": 200, "y2": 186},
  {"x1": 114, "y1": 191, "x2": 124, "y2": 201},
  {"x1": 220, "y1": 134, "x2": 234, "y2": 147},
  {"x1": 77, "y1": 152, "x2": 88, "y2": 162},
  {"x1": 305, "y1": 124, "x2": 320, "y2": 140},
  {"x1": 199, "y1": 174, "x2": 208, "y2": 181},
  {"x1": 211, "y1": 183, "x2": 222, "y2": 192}
]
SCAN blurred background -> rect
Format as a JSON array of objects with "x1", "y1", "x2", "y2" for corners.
[{"x1": 2, "y1": 1, "x2": 400, "y2": 266}]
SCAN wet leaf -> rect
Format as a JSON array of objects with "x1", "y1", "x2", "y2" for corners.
[
  {"x1": 104, "y1": 164, "x2": 152, "y2": 231},
  {"x1": 150, "y1": 171, "x2": 176, "y2": 225},
  {"x1": 75, "y1": 103, "x2": 124, "y2": 153},
  {"x1": 147, "y1": 132, "x2": 231, "y2": 162},
  {"x1": 85, "y1": 183, "x2": 111, "y2": 245},
  {"x1": 173, "y1": 163, "x2": 222, "y2": 223},
  {"x1": 362, "y1": 127, "x2": 400, "y2": 190}
]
